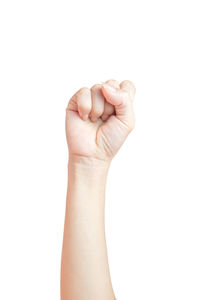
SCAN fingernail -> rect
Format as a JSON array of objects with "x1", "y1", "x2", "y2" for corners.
[
  {"x1": 90, "y1": 116, "x2": 97, "y2": 122},
  {"x1": 101, "y1": 114, "x2": 109, "y2": 121},
  {"x1": 82, "y1": 114, "x2": 88, "y2": 120},
  {"x1": 102, "y1": 83, "x2": 116, "y2": 93}
]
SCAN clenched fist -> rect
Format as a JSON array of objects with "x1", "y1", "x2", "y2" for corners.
[{"x1": 66, "y1": 79, "x2": 136, "y2": 162}]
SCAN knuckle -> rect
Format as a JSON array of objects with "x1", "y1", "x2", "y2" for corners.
[
  {"x1": 77, "y1": 87, "x2": 90, "y2": 97},
  {"x1": 76, "y1": 87, "x2": 91, "y2": 112},
  {"x1": 121, "y1": 91, "x2": 130, "y2": 105},
  {"x1": 121, "y1": 80, "x2": 136, "y2": 98},
  {"x1": 105, "y1": 79, "x2": 119, "y2": 88},
  {"x1": 91, "y1": 84, "x2": 101, "y2": 91},
  {"x1": 121, "y1": 79, "x2": 135, "y2": 89},
  {"x1": 123, "y1": 90, "x2": 130, "y2": 98}
]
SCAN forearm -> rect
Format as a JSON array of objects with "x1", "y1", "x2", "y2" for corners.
[
  {"x1": 61, "y1": 156, "x2": 115, "y2": 300},
  {"x1": 62, "y1": 78, "x2": 135, "y2": 299}
]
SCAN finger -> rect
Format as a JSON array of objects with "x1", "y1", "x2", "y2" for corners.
[
  {"x1": 104, "y1": 101, "x2": 115, "y2": 115},
  {"x1": 101, "y1": 80, "x2": 116, "y2": 121},
  {"x1": 90, "y1": 84, "x2": 105, "y2": 122},
  {"x1": 75, "y1": 87, "x2": 92, "y2": 120},
  {"x1": 105, "y1": 79, "x2": 120, "y2": 89},
  {"x1": 101, "y1": 83, "x2": 128, "y2": 106},
  {"x1": 103, "y1": 80, "x2": 119, "y2": 109},
  {"x1": 120, "y1": 80, "x2": 136, "y2": 101},
  {"x1": 101, "y1": 114, "x2": 109, "y2": 121},
  {"x1": 101, "y1": 83, "x2": 134, "y2": 129},
  {"x1": 101, "y1": 101, "x2": 115, "y2": 122}
]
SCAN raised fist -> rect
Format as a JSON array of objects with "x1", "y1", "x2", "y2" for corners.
[{"x1": 66, "y1": 79, "x2": 136, "y2": 162}]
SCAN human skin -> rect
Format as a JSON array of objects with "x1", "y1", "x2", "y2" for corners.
[{"x1": 61, "y1": 79, "x2": 136, "y2": 300}]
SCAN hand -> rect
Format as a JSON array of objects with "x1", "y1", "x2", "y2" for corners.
[{"x1": 66, "y1": 79, "x2": 136, "y2": 162}]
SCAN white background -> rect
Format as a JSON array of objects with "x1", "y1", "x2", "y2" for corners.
[{"x1": 0, "y1": 0, "x2": 200, "y2": 299}]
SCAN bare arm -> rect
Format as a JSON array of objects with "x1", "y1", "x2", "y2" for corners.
[{"x1": 61, "y1": 79, "x2": 136, "y2": 300}]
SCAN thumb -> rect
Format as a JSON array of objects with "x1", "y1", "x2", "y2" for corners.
[
  {"x1": 101, "y1": 83, "x2": 127, "y2": 106},
  {"x1": 101, "y1": 83, "x2": 134, "y2": 130}
]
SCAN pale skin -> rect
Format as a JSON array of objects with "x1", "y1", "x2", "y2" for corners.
[{"x1": 61, "y1": 79, "x2": 136, "y2": 300}]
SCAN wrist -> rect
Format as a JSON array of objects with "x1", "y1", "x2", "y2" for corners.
[{"x1": 68, "y1": 154, "x2": 111, "y2": 179}]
